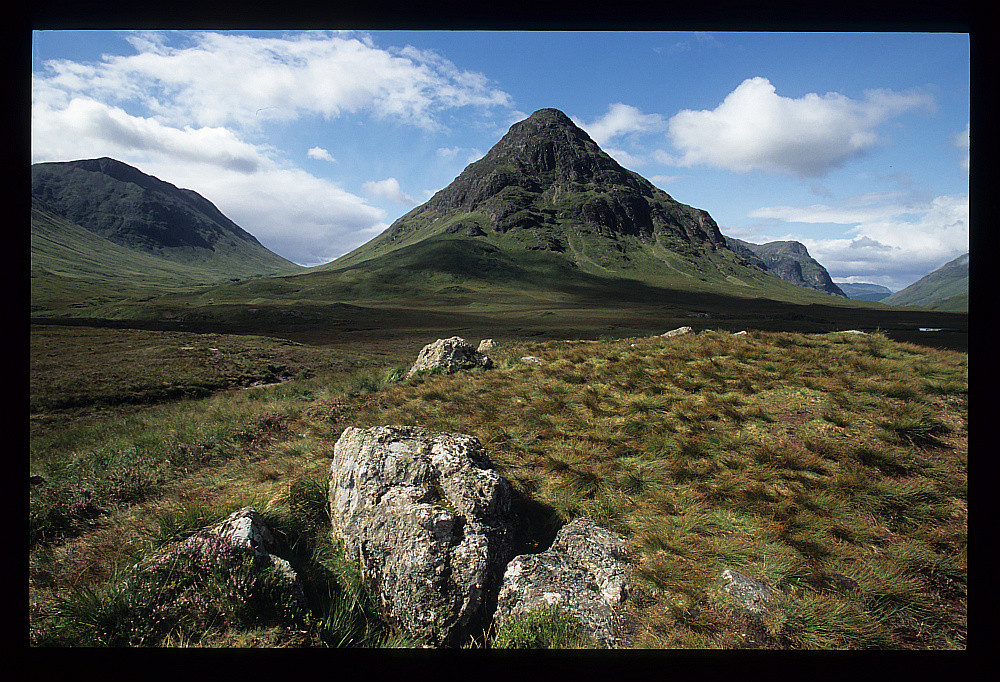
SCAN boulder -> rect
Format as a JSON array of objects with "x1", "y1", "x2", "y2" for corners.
[
  {"x1": 477, "y1": 338, "x2": 497, "y2": 353},
  {"x1": 520, "y1": 356, "x2": 543, "y2": 364},
  {"x1": 140, "y1": 507, "x2": 307, "y2": 608},
  {"x1": 493, "y1": 518, "x2": 630, "y2": 648},
  {"x1": 732, "y1": 330, "x2": 748, "y2": 336},
  {"x1": 659, "y1": 326, "x2": 693, "y2": 338},
  {"x1": 329, "y1": 426, "x2": 515, "y2": 646},
  {"x1": 404, "y1": 336, "x2": 493, "y2": 379},
  {"x1": 720, "y1": 569, "x2": 772, "y2": 614}
]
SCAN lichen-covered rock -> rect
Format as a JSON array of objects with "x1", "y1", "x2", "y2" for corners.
[
  {"x1": 520, "y1": 356, "x2": 543, "y2": 364},
  {"x1": 329, "y1": 426, "x2": 515, "y2": 646},
  {"x1": 721, "y1": 569, "x2": 773, "y2": 613},
  {"x1": 660, "y1": 326, "x2": 693, "y2": 338},
  {"x1": 477, "y1": 338, "x2": 497, "y2": 353},
  {"x1": 493, "y1": 518, "x2": 630, "y2": 648},
  {"x1": 404, "y1": 336, "x2": 493, "y2": 379},
  {"x1": 140, "y1": 507, "x2": 307, "y2": 608}
]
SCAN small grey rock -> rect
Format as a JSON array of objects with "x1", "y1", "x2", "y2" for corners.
[
  {"x1": 659, "y1": 326, "x2": 693, "y2": 338},
  {"x1": 721, "y1": 569, "x2": 772, "y2": 614}
]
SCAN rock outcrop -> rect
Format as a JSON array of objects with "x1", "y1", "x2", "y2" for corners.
[
  {"x1": 328, "y1": 426, "x2": 515, "y2": 646},
  {"x1": 404, "y1": 336, "x2": 493, "y2": 379},
  {"x1": 720, "y1": 569, "x2": 773, "y2": 614},
  {"x1": 660, "y1": 326, "x2": 693, "y2": 338},
  {"x1": 140, "y1": 507, "x2": 307, "y2": 608},
  {"x1": 493, "y1": 518, "x2": 630, "y2": 648}
]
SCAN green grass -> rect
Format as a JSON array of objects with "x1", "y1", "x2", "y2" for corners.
[{"x1": 29, "y1": 327, "x2": 967, "y2": 649}]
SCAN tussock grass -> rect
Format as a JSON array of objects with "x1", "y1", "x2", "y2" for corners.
[{"x1": 30, "y1": 328, "x2": 966, "y2": 649}]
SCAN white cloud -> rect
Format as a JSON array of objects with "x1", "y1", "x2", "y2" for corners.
[
  {"x1": 749, "y1": 192, "x2": 968, "y2": 289},
  {"x1": 649, "y1": 174, "x2": 681, "y2": 186},
  {"x1": 575, "y1": 103, "x2": 667, "y2": 147},
  {"x1": 955, "y1": 122, "x2": 969, "y2": 171},
  {"x1": 603, "y1": 147, "x2": 647, "y2": 169},
  {"x1": 437, "y1": 146, "x2": 483, "y2": 164},
  {"x1": 667, "y1": 77, "x2": 934, "y2": 177},
  {"x1": 34, "y1": 31, "x2": 513, "y2": 131},
  {"x1": 363, "y1": 177, "x2": 417, "y2": 206},
  {"x1": 31, "y1": 95, "x2": 266, "y2": 173},
  {"x1": 307, "y1": 146, "x2": 336, "y2": 162}
]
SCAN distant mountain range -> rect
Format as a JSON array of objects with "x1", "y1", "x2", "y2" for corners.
[
  {"x1": 723, "y1": 237, "x2": 845, "y2": 297},
  {"x1": 31, "y1": 158, "x2": 301, "y2": 283},
  {"x1": 836, "y1": 283, "x2": 893, "y2": 302},
  {"x1": 31, "y1": 111, "x2": 922, "y2": 320},
  {"x1": 883, "y1": 253, "x2": 968, "y2": 311}
]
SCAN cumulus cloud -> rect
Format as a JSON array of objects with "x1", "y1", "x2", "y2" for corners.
[
  {"x1": 749, "y1": 192, "x2": 968, "y2": 289},
  {"x1": 436, "y1": 146, "x2": 483, "y2": 164},
  {"x1": 666, "y1": 77, "x2": 934, "y2": 178},
  {"x1": 31, "y1": 95, "x2": 265, "y2": 173},
  {"x1": 35, "y1": 31, "x2": 512, "y2": 131},
  {"x1": 955, "y1": 123, "x2": 969, "y2": 171},
  {"x1": 307, "y1": 146, "x2": 336, "y2": 162},
  {"x1": 363, "y1": 177, "x2": 417, "y2": 206},
  {"x1": 575, "y1": 103, "x2": 667, "y2": 147}
]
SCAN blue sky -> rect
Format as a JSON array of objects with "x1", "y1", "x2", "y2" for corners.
[{"x1": 31, "y1": 30, "x2": 969, "y2": 290}]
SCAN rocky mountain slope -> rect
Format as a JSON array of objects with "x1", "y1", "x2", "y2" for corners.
[
  {"x1": 724, "y1": 237, "x2": 845, "y2": 297},
  {"x1": 321, "y1": 108, "x2": 847, "y2": 305},
  {"x1": 883, "y1": 253, "x2": 969, "y2": 310},
  {"x1": 31, "y1": 157, "x2": 301, "y2": 280}
]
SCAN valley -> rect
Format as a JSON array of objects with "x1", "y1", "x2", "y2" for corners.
[{"x1": 28, "y1": 106, "x2": 967, "y2": 649}]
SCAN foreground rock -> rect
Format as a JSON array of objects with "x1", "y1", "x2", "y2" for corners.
[
  {"x1": 720, "y1": 569, "x2": 772, "y2": 614},
  {"x1": 477, "y1": 338, "x2": 497, "y2": 353},
  {"x1": 404, "y1": 336, "x2": 493, "y2": 379},
  {"x1": 659, "y1": 326, "x2": 693, "y2": 338},
  {"x1": 493, "y1": 518, "x2": 630, "y2": 648},
  {"x1": 329, "y1": 426, "x2": 515, "y2": 646},
  {"x1": 141, "y1": 507, "x2": 307, "y2": 608}
]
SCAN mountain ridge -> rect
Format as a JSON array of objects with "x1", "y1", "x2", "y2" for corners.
[
  {"x1": 31, "y1": 157, "x2": 301, "y2": 279},
  {"x1": 883, "y1": 253, "x2": 968, "y2": 310},
  {"x1": 723, "y1": 237, "x2": 846, "y2": 297}
]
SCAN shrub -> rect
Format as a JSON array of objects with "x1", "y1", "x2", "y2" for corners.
[{"x1": 491, "y1": 606, "x2": 594, "y2": 649}]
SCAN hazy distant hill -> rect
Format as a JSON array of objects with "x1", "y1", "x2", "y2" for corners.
[
  {"x1": 836, "y1": 283, "x2": 892, "y2": 302},
  {"x1": 723, "y1": 237, "x2": 845, "y2": 297},
  {"x1": 31, "y1": 158, "x2": 302, "y2": 280},
  {"x1": 883, "y1": 253, "x2": 968, "y2": 310}
]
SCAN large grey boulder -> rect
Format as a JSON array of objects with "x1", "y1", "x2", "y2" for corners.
[
  {"x1": 493, "y1": 518, "x2": 630, "y2": 648},
  {"x1": 404, "y1": 336, "x2": 493, "y2": 379},
  {"x1": 329, "y1": 426, "x2": 515, "y2": 646}
]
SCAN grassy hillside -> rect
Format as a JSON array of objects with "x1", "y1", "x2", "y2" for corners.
[
  {"x1": 31, "y1": 159, "x2": 303, "y2": 279},
  {"x1": 883, "y1": 254, "x2": 969, "y2": 310},
  {"x1": 29, "y1": 325, "x2": 966, "y2": 649}
]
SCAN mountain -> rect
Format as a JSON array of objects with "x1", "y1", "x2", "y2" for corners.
[
  {"x1": 322, "y1": 108, "x2": 842, "y2": 303},
  {"x1": 723, "y1": 237, "x2": 845, "y2": 297},
  {"x1": 836, "y1": 283, "x2": 893, "y2": 302},
  {"x1": 883, "y1": 253, "x2": 969, "y2": 310},
  {"x1": 31, "y1": 158, "x2": 302, "y2": 280}
]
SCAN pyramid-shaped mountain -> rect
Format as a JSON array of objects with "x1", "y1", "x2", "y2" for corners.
[
  {"x1": 327, "y1": 108, "x2": 821, "y2": 301},
  {"x1": 31, "y1": 157, "x2": 301, "y2": 279}
]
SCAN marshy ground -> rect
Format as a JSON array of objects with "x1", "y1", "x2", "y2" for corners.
[{"x1": 28, "y1": 322, "x2": 967, "y2": 649}]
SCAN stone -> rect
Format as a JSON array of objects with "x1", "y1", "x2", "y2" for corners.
[
  {"x1": 477, "y1": 338, "x2": 497, "y2": 353},
  {"x1": 520, "y1": 356, "x2": 543, "y2": 364},
  {"x1": 659, "y1": 326, "x2": 693, "y2": 338},
  {"x1": 721, "y1": 569, "x2": 772, "y2": 614},
  {"x1": 838, "y1": 330, "x2": 867, "y2": 335},
  {"x1": 140, "y1": 507, "x2": 308, "y2": 609},
  {"x1": 329, "y1": 426, "x2": 515, "y2": 646},
  {"x1": 493, "y1": 518, "x2": 630, "y2": 648},
  {"x1": 404, "y1": 336, "x2": 493, "y2": 379},
  {"x1": 732, "y1": 330, "x2": 748, "y2": 336}
]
